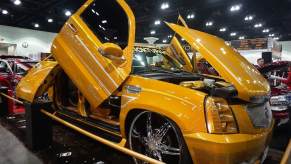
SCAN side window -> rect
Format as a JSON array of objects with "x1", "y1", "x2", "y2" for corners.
[
  {"x1": 0, "y1": 61, "x2": 10, "y2": 73},
  {"x1": 80, "y1": 0, "x2": 129, "y2": 49},
  {"x1": 15, "y1": 65, "x2": 26, "y2": 75}
]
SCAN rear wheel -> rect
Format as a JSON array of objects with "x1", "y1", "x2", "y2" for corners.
[{"x1": 128, "y1": 111, "x2": 192, "y2": 164}]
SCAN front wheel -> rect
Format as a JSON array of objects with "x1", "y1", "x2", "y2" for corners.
[{"x1": 128, "y1": 111, "x2": 192, "y2": 164}]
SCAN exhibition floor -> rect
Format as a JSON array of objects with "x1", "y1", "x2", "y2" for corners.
[{"x1": 0, "y1": 114, "x2": 289, "y2": 164}]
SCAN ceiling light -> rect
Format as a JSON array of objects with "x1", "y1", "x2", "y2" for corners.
[
  {"x1": 162, "y1": 40, "x2": 167, "y2": 43},
  {"x1": 34, "y1": 23, "x2": 39, "y2": 28},
  {"x1": 168, "y1": 35, "x2": 172, "y2": 38},
  {"x1": 273, "y1": 37, "x2": 279, "y2": 40},
  {"x1": 2, "y1": 10, "x2": 8, "y2": 15},
  {"x1": 102, "y1": 20, "x2": 107, "y2": 24},
  {"x1": 254, "y1": 23, "x2": 262, "y2": 28},
  {"x1": 161, "y1": 2, "x2": 169, "y2": 10},
  {"x1": 262, "y1": 29, "x2": 270, "y2": 33},
  {"x1": 244, "y1": 15, "x2": 253, "y2": 21},
  {"x1": 14, "y1": 0, "x2": 21, "y2": 5},
  {"x1": 187, "y1": 14, "x2": 195, "y2": 19},
  {"x1": 48, "y1": 18, "x2": 53, "y2": 23},
  {"x1": 239, "y1": 36, "x2": 245, "y2": 40},
  {"x1": 269, "y1": 33, "x2": 275, "y2": 37},
  {"x1": 65, "y1": 10, "x2": 72, "y2": 16},
  {"x1": 230, "y1": 5, "x2": 241, "y2": 12},
  {"x1": 150, "y1": 30, "x2": 156, "y2": 35},
  {"x1": 230, "y1": 32, "x2": 237, "y2": 36},
  {"x1": 154, "y1": 20, "x2": 161, "y2": 25},
  {"x1": 219, "y1": 27, "x2": 227, "y2": 32},
  {"x1": 206, "y1": 21, "x2": 213, "y2": 27}
]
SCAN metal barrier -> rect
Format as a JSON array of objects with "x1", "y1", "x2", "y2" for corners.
[
  {"x1": 0, "y1": 92, "x2": 23, "y2": 105},
  {"x1": 0, "y1": 92, "x2": 164, "y2": 164}
]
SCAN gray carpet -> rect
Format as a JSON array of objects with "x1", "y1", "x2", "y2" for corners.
[{"x1": 0, "y1": 125, "x2": 42, "y2": 164}]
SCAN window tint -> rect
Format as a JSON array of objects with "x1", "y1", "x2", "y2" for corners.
[
  {"x1": 132, "y1": 47, "x2": 182, "y2": 73},
  {"x1": 0, "y1": 61, "x2": 11, "y2": 73},
  {"x1": 81, "y1": 0, "x2": 129, "y2": 49}
]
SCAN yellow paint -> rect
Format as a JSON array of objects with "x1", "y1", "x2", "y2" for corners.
[
  {"x1": 51, "y1": 0, "x2": 135, "y2": 108},
  {"x1": 16, "y1": 0, "x2": 273, "y2": 163},
  {"x1": 166, "y1": 23, "x2": 270, "y2": 101},
  {"x1": 16, "y1": 61, "x2": 58, "y2": 101}
]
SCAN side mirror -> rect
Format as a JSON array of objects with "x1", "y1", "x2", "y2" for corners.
[{"x1": 98, "y1": 43, "x2": 125, "y2": 63}]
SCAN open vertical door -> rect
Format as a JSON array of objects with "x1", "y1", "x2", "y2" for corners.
[
  {"x1": 166, "y1": 16, "x2": 194, "y2": 72},
  {"x1": 51, "y1": 0, "x2": 135, "y2": 108}
]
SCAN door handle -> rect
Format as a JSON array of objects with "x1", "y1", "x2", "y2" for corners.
[{"x1": 68, "y1": 23, "x2": 78, "y2": 33}]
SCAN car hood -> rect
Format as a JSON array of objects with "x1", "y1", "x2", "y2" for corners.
[{"x1": 167, "y1": 23, "x2": 270, "y2": 102}]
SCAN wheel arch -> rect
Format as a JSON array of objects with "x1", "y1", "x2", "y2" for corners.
[{"x1": 16, "y1": 61, "x2": 60, "y2": 102}]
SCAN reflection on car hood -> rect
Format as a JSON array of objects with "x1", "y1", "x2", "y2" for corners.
[{"x1": 166, "y1": 23, "x2": 270, "y2": 102}]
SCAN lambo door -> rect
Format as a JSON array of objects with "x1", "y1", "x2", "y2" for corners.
[
  {"x1": 166, "y1": 16, "x2": 194, "y2": 72},
  {"x1": 52, "y1": 0, "x2": 135, "y2": 108}
]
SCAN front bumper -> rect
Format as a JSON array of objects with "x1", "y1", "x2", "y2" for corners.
[{"x1": 184, "y1": 127, "x2": 273, "y2": 164}]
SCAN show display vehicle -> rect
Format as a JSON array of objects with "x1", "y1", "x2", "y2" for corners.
[
  {"x1": 258, "y1": 61, "x2": 291, "y2": 126},
  {"x1": 0, "y1": 55, "x2": 37, "y2": 114},
  {"x1": 16, "y1": 0, "x2": 273, "y2": 163}
]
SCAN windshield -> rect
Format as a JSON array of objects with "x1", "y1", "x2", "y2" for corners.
[{"x1": 132, "y1": 46, "x2": 182, "y2": 74}]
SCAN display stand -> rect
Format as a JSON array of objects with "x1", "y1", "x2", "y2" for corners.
[
  {"x1": 0, "y1": 87, "x2": 9, "y2": 117},
  {"x1": 25, "y1": 102, "x2": 53, "y2": 150}
]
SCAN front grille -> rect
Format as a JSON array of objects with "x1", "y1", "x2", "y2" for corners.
[{"x1": 246, "y1": 102, "x2": 273, "y2": 128}]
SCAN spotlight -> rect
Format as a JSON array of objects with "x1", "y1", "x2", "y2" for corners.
[
  {"x1": 230, "y1": 5, "x2": 241, "y2": 12},
  {"x1": 65, "y1": 10, "x2": 72, "y2": 16},
  {"x1": 2, "y1": 10, "x2": 8, "y2": 15},
  {"x1": 230, "y1": 32, "x2": 237, "y2": 36},
  {"x1": 150, "y1": 30, "x2": 156, "y2": 35},
  {"x1": 34, "y1": 23, "x2": 39, "y2": 28},
  {"x1": 161, "y1": 2, "x2": 169, "y2": 10},
  {"x1": 48, "y1": 18, "x2": 53, "y2": 23},
  {"x1": 162, "y1": 40, "x2": 167, "y2": 43},
  {"x1": 206, "y1": 21, "x2": 213, "y2": 27},
  {"x1": 187, "y1": 14, "x2": 195, "y2": 19},
  {"x1": 239, "y1": 36, "x2": 245, "y2": 40},
  {"x1": 14, "y1": 0, "x2": 21, "y2": 5},
  {"x1": 244, "y1": 15, "x2": 253, "y2": 21},
  {"x1": 254, "y1": 23, "x2": 262, "y2": 28},
  {"x1": 262, "y1": 29, "x2": 270, "y2": 33},
  {"x1": 219, "y1": 28, "x2": 226, "y2": 32},
  {"x1": 154, "y1": 20, "x2": 161, "y2": 25}
]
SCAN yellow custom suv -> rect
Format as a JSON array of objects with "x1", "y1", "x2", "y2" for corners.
[{"x1": 16, "y1": 0, "x2": 273, "y2": 163}]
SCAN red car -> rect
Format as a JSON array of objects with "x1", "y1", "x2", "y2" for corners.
[
  {"x1": 0, "y1": 56, "x2": 38, "y2": 114},
  {"x1": 257, "y1": 61, "x2": 291, "y2": 126}
]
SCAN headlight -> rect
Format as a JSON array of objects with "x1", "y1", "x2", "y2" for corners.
[{"x1": 205, "y1": 97, "x2": 238, "y2": 134}]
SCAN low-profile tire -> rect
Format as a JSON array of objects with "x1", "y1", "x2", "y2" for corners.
[{"x1": 128, "y1": 111, "x2": 192, "y2": 164}]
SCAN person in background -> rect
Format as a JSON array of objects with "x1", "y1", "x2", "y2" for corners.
[
  {"x1": 270, "y1": 66, "x2": 291, "y2": 91},
  {"x1": 281, "y1": 66, "x2": 291, "y2": 91},
  {"x1": 257, "y1": 58, "x2": 265, "y2": 68}
]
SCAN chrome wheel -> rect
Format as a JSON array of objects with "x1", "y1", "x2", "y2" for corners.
[{"x1": 129, "y1": 111, "x2": 183, "y2": 164}]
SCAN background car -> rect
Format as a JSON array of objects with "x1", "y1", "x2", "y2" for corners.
[
  {"x1": 0, "y1": 55, "x2": 38, "y2": 114},
  {"x1": 257, "y1": 61, "x2": 291, "y2": 126}
]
